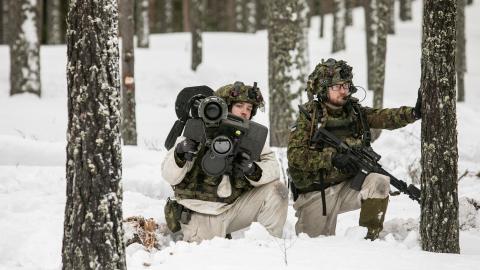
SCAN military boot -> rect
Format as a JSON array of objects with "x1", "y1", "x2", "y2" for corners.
[{"x1": 359, "y1": 197, "x2": 389, "y2": 241}]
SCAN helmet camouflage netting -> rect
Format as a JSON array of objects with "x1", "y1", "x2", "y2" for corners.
[
  {"x1": 306, "y1": 58, "x2": 354, "y2": 100},
  {"x1": 215, "y1": 81, "x2": 265, "y2": 117}
]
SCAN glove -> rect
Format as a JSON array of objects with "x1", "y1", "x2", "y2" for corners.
[
  {"x1": 236, "y1": 152, "x2": 256, "y2": 176},
  {"x1": 332, "y1": 153, "x2": 359, "y2": 174},
  {"x1": 413, "y1": 90, "x2": 422, "y2": 120},
  {"x1": 175, "y1": 138, "x2": 199, "y2": 161}
]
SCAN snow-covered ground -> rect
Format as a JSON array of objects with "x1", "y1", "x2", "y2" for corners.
[{"x1": 1, "y1": 1, "x2": 480, "y2": 269}]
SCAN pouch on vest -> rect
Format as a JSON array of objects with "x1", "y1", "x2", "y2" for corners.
[{"x1": 164, "y1": 198, "x2": 183, "y2": 233}]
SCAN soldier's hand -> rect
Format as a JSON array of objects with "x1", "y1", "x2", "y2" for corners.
[
  {"x1": 236, "y1": 152, "x2": 256, "y2": 176},
  {"x1": 332, "y1": 153, "x2": 359, "y2": 174},
  {"x1": 175, "y1": 138, "x2": 200, "y2": 161},
  {"x1": 413, "y1": 90, "x2": 422, "y2": 120}
]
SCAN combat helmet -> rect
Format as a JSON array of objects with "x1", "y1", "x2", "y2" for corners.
[
  {"x1": 215, "y1": 81, "x2": 264, "y2": 119},
  {"x1": 306, "y1": 58, "x2": 356, "y2": 101}
]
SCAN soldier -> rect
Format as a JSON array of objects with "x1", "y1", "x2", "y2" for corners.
[
  {"x1": 287, "y1": 58, "x2": 422, "y2": 240},
  {"x1": 162, "y1": 81, "x2": 288, "y2": 242}
]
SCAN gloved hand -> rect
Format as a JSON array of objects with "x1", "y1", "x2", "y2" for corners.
[
  {"x1": 413, "y1": 90, "x2": 422, "y2": 120},
  {"x1": 332, "y1": 153, "x2": 359, "y2": 174},
  {"x1": 236, "y1": 152, "x2": 256, "y2": 176},
  {"x1": 175, "y1": 138, "x2": 199, "y2": 161}
]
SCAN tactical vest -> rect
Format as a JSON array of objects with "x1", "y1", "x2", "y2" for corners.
[{"x1": 173, "y1": 146, "x2": 254, "y2": 204}]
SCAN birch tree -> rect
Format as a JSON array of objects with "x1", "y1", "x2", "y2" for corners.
[
  {"x1": 62, "y1": 0, "x2": 127, "y2": 269},
  {"x1": 120, "y1": 0, "x2": 138, "y2": 145},
  {"x1": 420, "y1": 0, "x2": 459, "y2": 253},
  {"x1": 10, "y1": 0, "x2": 41, "y2": 96},
  {"x1": 267, "y1": 0, "x2": 308, "y2": 146}
]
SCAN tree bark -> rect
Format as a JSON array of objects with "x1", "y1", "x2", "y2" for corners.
[
  {"x1": 345, "y1": 0, "x2": 353, "y2": 26},
  {"x1": 364, "y1": 0, "x2": 377, "y2": 90},
  {"x1": 165, "y1": 0, "x2": 174, "y2": 32},
  {"x1": 46, "y1": 0, "x2": 64, "y2": 44},
  {"x1": 256, "y1": 0, "x2": 267, "y2": 30},
  {"x1": 182, "y1": 0, "x2": 190, "y2": 31},
  {"x1": 267, "y1": 0, "x2": 306, "y2": 147},
  {"x1": 387, "y1": 0, "x2": 395, "y2": 34},
  {"x1": 0, "y1": 0, "x2": 3, "y2": 44},
  {"x1": 332, "y1": 0, "x2": 346, "y2": 53},
  {"x1": 319, "y1": 0, "x2": 325, "y2": 37},
  {"x1": 372, "y1": 0, "x2": 389, "y2": 109},
  {"x1": 120, "y1": 0, "x2": 138, "y2": 145},
  {"x1": 190, "y1": 0, "x2": 204, "y2": 71},
  {"x1": 399, "y1": 0, "x2": 412, "y2": 21},
  {"x1": 62, "y1": 0, "x2": 127, "y2": 269},
  {"x1": 10, "y1": 0, "x2": 41, "y2": 96},
  {"x1": 456, "y1": 0, "x2": 466, "y2": 102},
  {"x1": 136, "y1": 0, "x2": 150, "y2": 47},
  {"x1": 420, "y1": 0, "x2": 459, "y2": 254}
]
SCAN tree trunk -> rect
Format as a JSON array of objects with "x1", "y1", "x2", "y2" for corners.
[
  {"x1": 267, "y1": 0, "x2": 306, "y2": 147},
  {"x1": 190, "y1": 0, "x2": 204, "y2": 71},
  {"x1": 345, "y1": 0, "x2": 353, "y2": 26},
  {"x1": 46, "y1": 0, "x2": 64, "y2": 44},
  {"x1": 420, "y1": 0, "x2": 459, "y2": 253},
  {"x1": 364, "y1": 0, "x2": 377, "y2": 90},
  {"x1": 235, "y1": 0, "x2": 244, "y2": 31},
  {"x1": 244, "y1": 0, "x2": 257, "y2": 33},
  {"x1": 120, "y1": 0, "x2": 138, "y2": 145},
  {"x1": 332, "y1": 0, "x2": 346, "y2": 53},
  {"x1": 10, "y1": 0, "x2": 41, "y2": 97},
  {"x1": 136, "y1": 0, "x2": 150, "y2": 47},
  {"x1": 456, "y1": 0, "x2": 466, "y2": 102},
  {"x1": 0, "y1": 0, "x2": 3, "y2": 44},
  {"x1": 467, "y1": 0, "x2": 473, "y2": 4},
  {"x1": 319, "y1": 0, "x2": 325, "y2": 37},
  {"x1": 62, "y1": 0, "x2": 127, "y2": 269},
  {"x1": 387, "y1": 0, "x2": 395, "y2": 34},
  {"x1": 399, "y1": 0, "x2": 412, "y2": 21},
  {"x1": 256, "y1": 0, "x2": 268, "y2": 30},
  {"x1": 165, "y1": 0, "x2": 174, "y2": 32},
  {"x1": 182, "y1": 0, "x2": 190, "y2": 31}
]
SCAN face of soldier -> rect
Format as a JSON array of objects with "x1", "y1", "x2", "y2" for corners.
[
  {"x1": 231, "y1": 102, "x2": 253, "y2": 120},
  {"x1": 327, "y1": 82, "x2": 351, "y2": 106}
]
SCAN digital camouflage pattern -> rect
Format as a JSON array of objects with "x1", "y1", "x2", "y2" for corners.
[
  {"x1": 287, "y1": 98, "x2": 417, "y2": 190},
  {"x1": 306, "y1": 58, "x2": 354, "y2": 100},
  {"x1": 173, "y1": 145, "x2": 255, "y2": 204},
  {"x1": 215, "y1": 81, "x2": 265, "y2": 118}
]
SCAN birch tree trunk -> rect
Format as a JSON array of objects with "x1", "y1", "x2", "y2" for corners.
[
  {"x1": 46, "y1": 0, "x2": 64, "y2": 44},
  {"x1": 62, "y1": 0, "x2": 127, "y2": 269},
  {"x1": 136, "y1": 0, "x2": 150, "y2": 47},
  {"x1": 420, "y1": 0, "x2": 459, "y2": 253},
  {"x1": 190, "y1": 0, "x2": 204, "y2": 71},
  {"x1": 10, "y1": 0, "x2": 41, "y2": 97},
  {"x1": 456, "y1": 0, "x2": 466, "y2": 102},
  {"x1": 267, "y1": 0, "x2": 307, "y2": 147},
  {"x1": 120, "y1": 0, "x2": 138, "y2": 145},
  {"x1": 332, "y1": 0, "x2": 346, "y2": 53},
  {"x1": 399, "y1": 0, "x2": 412, "y2": 21}
]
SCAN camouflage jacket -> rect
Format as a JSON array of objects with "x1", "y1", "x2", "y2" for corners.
[{"x1": 287, "y1": 99, "x2": 417, "y2": 190}]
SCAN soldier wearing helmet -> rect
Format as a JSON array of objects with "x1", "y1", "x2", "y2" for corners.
[
  {"x1": 162, "y1": 81, "x2": 287, "y2": 243},
  {"x1": 287, "y1": 58, "x2": 422, "y2": 240}
]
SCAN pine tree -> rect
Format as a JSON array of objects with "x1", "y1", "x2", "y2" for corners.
[
  {"x1": 136, "y1": 0, "x2": 150, "y2": 48},
  {"x1": 420, "y1": 0, "x2": 459, "y2": 253},
  {"x1": 190, "y1": 0, "x2": 204, "y2": 71},
  {"x1": 399, "y1": 0, "x2": 412, "y2": 21},
  {"x1": 372, "y1": 0, "x2": 389, "y2": 110},
  {"x1": 62, "y1": 0, "x2": 127, "y2": 269},
  {"x1": 387, "y1": 0, "x2": 395, "y2": 34},
  {"x1": 267, "y1": 0, "x2": 307, "y2": 147},
  {"x1": 332, "y1": 0, "x2": 346, "y2": 52},
  {"x1": 364, "y1": 0, "x2": 377, "y2": 90},
  {"x1": 46, "y1": 0, "x2": 64, "y2": 44},
  {"x1": 120, "y1": 0, "x2": 138, "y2": 145},
  {"x1": 10, "y1": 0, "x2": 41, "y2": 96},
  {"x1": 456, "y1": 0, "x2": 466, "y2": 102}
]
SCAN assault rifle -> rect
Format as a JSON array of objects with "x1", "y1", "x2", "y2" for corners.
[{"x1": 311, "y1": 127, "x2": 421, "y2": 203}]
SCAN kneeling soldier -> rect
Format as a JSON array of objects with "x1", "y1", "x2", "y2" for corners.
[
  {"x1": 162, "y1": 82, "x2": 288, "y2": 242},
  {"x1": 288, "y1": 59, "x2": 421, "y2": 240}
]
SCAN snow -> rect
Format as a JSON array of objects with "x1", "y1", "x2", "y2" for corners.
[{"x1": 1, "y1": 1, "x2": 480, "y2": 269}]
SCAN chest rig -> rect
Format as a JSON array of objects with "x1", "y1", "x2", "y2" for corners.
[{"x1": 173, "y1": 146, "x2": 254, "y2": 204}]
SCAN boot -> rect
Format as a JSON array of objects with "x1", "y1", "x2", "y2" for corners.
[{"x1": 359, "y1": 197, "x2": 389, "y2": 241}]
